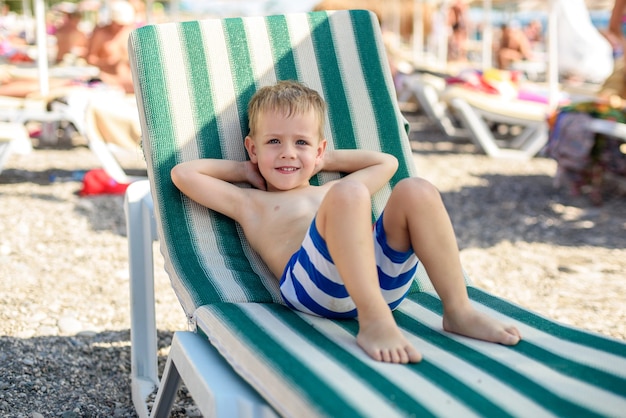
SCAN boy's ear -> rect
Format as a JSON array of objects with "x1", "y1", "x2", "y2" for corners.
[
  {"x1": 316, "y1": 138, "x2": 327, "y2": 161},
  {"x1": 244, "y1": 136, "x2": 258, "y2": 163}
]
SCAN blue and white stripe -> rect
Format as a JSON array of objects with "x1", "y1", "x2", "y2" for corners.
[{"x1": 280, "y1": 217, "x2": 418, "y2": 319}]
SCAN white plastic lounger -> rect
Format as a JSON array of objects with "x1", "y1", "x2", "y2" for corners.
[
  {"x1": 0, "y1": 121, "x2": 31, "y2": 174},
  {"x1": 125, "y1": 10, "x2": 626, "y2": 418},
  {"x1": 82, "y1": 92, "x2": 145, "y2": 184},
  {"x1": 442, "y1": 85, "x2": 550, "y2": 159},
  {"x1": 589, "y1": 117, "x2": 626, "y2": 139},
  {"x1": 398, "y1": 73, "x2": 468, "y2": 138},
  {"x1": 0, "y1": 91, "x2": 85, "y2": 133}
]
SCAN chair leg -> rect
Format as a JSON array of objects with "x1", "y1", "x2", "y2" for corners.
[
  {"x1": 0, "y1": 122, "x2": 31, "y2": 175},
  {"x1": 125, "y1": 181, "x2": 160, "y2": 416},
  {"x1": 450, "y1": 98, "x2": 547, "y2": 159},
  {"x1": 150, "y1": 356, "x2": 182, "y2": 418},
  {"x1": 450, "y1": 97, "x2": 504, "y2": 157},
  {"x1": 152, "y1": 331, "x2": 278, "y2": 418},
  {"x1": 0, "y1": 139, "x2": 12, "y2": 175}
]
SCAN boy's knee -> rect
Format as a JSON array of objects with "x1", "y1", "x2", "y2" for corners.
[
  {"x1": 394, "y1": 177, "x2": 441, "y2": 203},
  {"x1": 327, "y1": 180, "x2": 370, "y2": 206}
]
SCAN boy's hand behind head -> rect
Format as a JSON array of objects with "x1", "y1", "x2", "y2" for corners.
[{"x1": 244, "y1": 160, "x2": 267, "y2": 190}]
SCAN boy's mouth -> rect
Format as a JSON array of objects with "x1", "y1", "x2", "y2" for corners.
[{"x1": 277, "y1": 167, "x2": 299, "y2": 173}]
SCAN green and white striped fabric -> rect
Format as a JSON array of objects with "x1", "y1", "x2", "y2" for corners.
[
  {"x1": 129, "y1": 10, "x2": 626, "y2": 417},
  {"x1": 129, "y1": 9, "x2": 426, "y2": 315},
  {"x1": 197, "y1": 290, "x2": 626, "y2": 417}
]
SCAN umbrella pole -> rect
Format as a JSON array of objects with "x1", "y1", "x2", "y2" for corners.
[
  {"x1": 412, "y1": 0, "x2": 423, "y2": 64},
  {"x1": 35, "y1": 0, "x2": 48, "y2": 96},
  {"x1": 482, "y1": 0, "x2": 492, "y2": 70},
  {"x1": 548, "y1": 0, "x2": 559, "y2": 110}
]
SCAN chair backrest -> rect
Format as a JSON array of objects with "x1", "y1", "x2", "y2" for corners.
[{"x1": 128, "y1": 10, "x2": 418, "y2": 317}]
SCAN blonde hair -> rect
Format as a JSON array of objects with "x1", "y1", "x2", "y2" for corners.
[{"x1": 247, "y1": 80, "x2": 326, "y2": 138}]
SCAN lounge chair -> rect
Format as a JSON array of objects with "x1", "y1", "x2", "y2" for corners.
[
  {"x1": 0, "y1": 121, "x2": 31, "y2": 175},
  {"x1": 398, "y1": 72, "x2": 468, "y2": 139},
  {"x1": 398, "y1": 73, "x2": 550, "y2": 159},
  {"x1": 0, "y1": 83, "x2": 142, "y2": 183},
  {"x1": 81, "y1": 91, "x2": 145, "y2": 184},
  {"x1": 0, "y1": 87, "x2": 87, "y2": 133},
  {"x1": 442, "y1": 85, "x2": 550, "y2": 159},
  {"x1": 125, "y1": 10, "x2": 626, "y2": 417}
]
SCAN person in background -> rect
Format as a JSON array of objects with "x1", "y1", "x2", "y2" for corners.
[
  {"x1": 86, "y1": 1, "x2": 135, "y2": 93},
  {"x1": 447, "y1": 0, "x2": 469, "y2": 61},
  {"x1": 128, "y1": 0, "x2": 146, "y2": 25},
  {"x1": 608, "y1": 0, "x2": 626, "y2": 48},
  {"x1": 598, "y1": 0, "x2": 626, "y2": 105},
  {"x1": 0, "y1": 69, "x2": 72, "y2": 97},
  {"x1": 523, "y1": 19, "x2": 543, "y2": 49},
  {"x1": 495, "y1": 22, "x2": 532, "y2": 69},
  {"x1": 54, "y1": 6, "x2": 88, "y2": 63}
]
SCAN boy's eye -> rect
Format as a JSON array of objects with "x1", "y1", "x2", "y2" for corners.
[
  {"x1": 296, "y1": 139, "x2": 308, "y2": 146},
  {"x1": 268, "y1": 138, "x2": 280, "y2": 144}
]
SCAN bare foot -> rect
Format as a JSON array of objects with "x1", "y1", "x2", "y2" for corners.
[
  {"x1": 356, "y1": 314, "x2": 422, "y2": 363},
  {"x1": 443, "y1": 306, "x2": 521, "y2": 345}
]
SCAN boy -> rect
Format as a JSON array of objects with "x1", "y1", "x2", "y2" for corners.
[{"x1": 171, "y1": 80, "x2": 521, "y2": 364}]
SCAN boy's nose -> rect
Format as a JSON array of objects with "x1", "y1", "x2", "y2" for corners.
[{"x1": 280, "y1": 144, "x2": 296, "y2": 158}]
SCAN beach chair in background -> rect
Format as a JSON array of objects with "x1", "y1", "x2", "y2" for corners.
[
  {"x1": 0, "y1": 121, "x2": 31, "y2": 175},
  {"x1": 0, "y1": 93, "x2": 87, "y2": 175},
  {"x1": 398, "y1": 73, "x2": 549, "y2": 159},
  {"x1": 0, "y1": 82, "x2": 143, "y2": 183},
  {"x1": 125, "y1": 10, "x2": 626, "y2": 417},
  {"x1": 442, "y1": 85, "x2": 549, "y2": 159},
  {"x1": 0, "y1": 89, "x2": 87, "y2": 142},
  {"x1": 398, "y1": 72, "x2": 469, "y2": 139},
  {"x1": 0, "y1": 94, "x2": 63, "y2": 126},
  {"x1": 81, "y1": 91, "x2": 145, "y2": 184}
]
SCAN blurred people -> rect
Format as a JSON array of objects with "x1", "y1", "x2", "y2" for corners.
[
  {"x1": 523, "y1": 19, "x2": 543, "y2": 49},
  {"x1": 447, "y1": 0, "x2": 469, "y2": 61},
  {"x1": 608, "y1": 0, "x2": 626, "y2": 50},
  {"x1": 128, "y1": 0, "x2": 146, "y2": 25},
  {"x1": 598, "y1": 0, "x2": 626, "y2": 104},
  {"x1": 0, "y1": 3, "x2": 28, "y2": 59},
  {"x1": 54, "y1": 7, "x2": 88, "y2": 63},
  {"x1": 495, "y1": 22, "x2": 532, "y2": 69},
  {"x1": 0, "y1": 68, "x2": 73, "y2": 98},
  {"x1": 86, "y1": 1, "x2": 135, "y2": 93},
  {"x1": 0, "y1": 4, "x2": 17, "y2": 35}
]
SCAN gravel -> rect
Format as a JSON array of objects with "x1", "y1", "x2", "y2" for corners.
[{"x1": 1, "y1": 113, "x2": 625, "y2": 417}]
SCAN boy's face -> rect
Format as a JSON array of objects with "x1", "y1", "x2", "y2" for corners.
[{"x1": 245, "y1": 108, "x2": 326, "y2": 192}]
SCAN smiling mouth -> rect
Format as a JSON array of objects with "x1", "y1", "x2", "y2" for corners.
[{"x1": 277, "y1": 167, "x2": 299, "y2": 172}]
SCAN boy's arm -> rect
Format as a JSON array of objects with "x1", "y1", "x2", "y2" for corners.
[
  {"x1": 320, "y1": 149, "x2": 398, "y2": 194},
  {"x1": 171, "y1": 159, "x2": 265, "y2": 221}
]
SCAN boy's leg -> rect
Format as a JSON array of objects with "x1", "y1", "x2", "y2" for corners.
[
  {"x1": 315, "y1": 180, "x2": 421, "y2": 363},
  {"x1": 382, "y1": 177, "x2": 520, "y2": 345}
]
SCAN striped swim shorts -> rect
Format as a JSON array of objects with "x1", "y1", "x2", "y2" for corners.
[{"x1": 279, "y1": 213, "x2": 419, "y2": 319}]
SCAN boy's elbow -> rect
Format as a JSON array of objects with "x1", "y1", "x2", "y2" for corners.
[
  {"x1": 387, "y1": 153, "x2": 399, "y2": 174},
  {"x1": 170, "y1": 163, "x2": 188, "y2": 189},
  {"x1": 391, "y1": 154, "x2": 399, "y2": 168}
]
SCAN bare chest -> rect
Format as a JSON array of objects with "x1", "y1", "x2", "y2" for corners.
[{"x1": 243, "y1": 189, "x2": 327, "y2": 277}]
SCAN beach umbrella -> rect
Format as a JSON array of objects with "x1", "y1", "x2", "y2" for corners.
[{"x1": 19, "y1": 0, "x2": 65, "y2": 96}]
